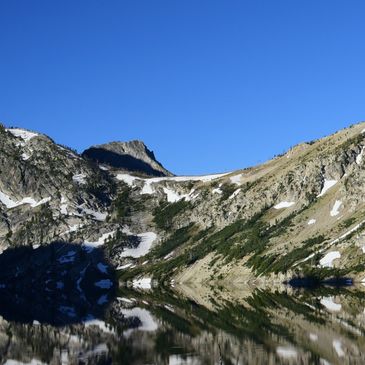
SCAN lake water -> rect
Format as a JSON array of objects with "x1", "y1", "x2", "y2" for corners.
[{"x1": 1, "y1": 283, "x2": 365, "y2": 364}]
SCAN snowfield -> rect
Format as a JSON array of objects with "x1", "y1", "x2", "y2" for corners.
[
  {"x1": 132, "y1": 277, "x2": 152, "y2": 289},
  {"x1": 320, "y1": 297, "x2": 342, "y2": 312},
  {"x1": 274, "y1": 201, "x2": 295, "y2": 209},
  {"x1": 0, "y1": 191, "x2": 51, "y2": 209},
  {"x1": 317, "y1": 179, "x2": 337, "y2": 197},
  {"x1": 116, "y1": 172, "x2": 230, "y2": 195},
  {"x1": 6, "y1": 128, "x2": 38, "y2": 142},
  {"x1": 330, "y1": 200, "x2": 342, "y2": 217},
  {"x1": 83, "y1": 231, "x2": 115, "y2": 251},
  {"x1": 319, "y1": 251, "x2": 341, "y2": 268},
  {"x1": 120, "y1": 307, "x2": 158, "y2": 335},
  {"x1": 120, "y1": 232, "x2": 157, "y2": 258}
]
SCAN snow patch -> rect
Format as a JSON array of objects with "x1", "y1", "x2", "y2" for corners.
[
  {"x1": 319, "y1": 251, "x2": 341, "y2": 268},
  {"x1": 0, "y1": 191, "x2": 51, "y2": 209},
  {"x1": 317, "y1": 179, "x2": 337, "y2": 197},
  {"x1": 229, "y1": 189, "x2": 241, "y2": 200},
  {"x1": 118, "y1": 173, "x2": 230, "y2": 195},
  {"x1": 79, "y1": 206, "x2": 107, "y2": 221},
  {"x1": 333, "y1": 339, "x2": 345, "y2": 357},
  {"x1": 72, "y1": 174, "x2": 87, "y2": 185},
  {"x1": 132, "y1": 278, "x2": 152, "y2": 289},
  {"x1": 274, "y1": 201, "x2": 295, "y2": 209},
  {"x1": 230, "y1": 174, "x2": 243, "y2": 185},
  {"x1": 309, "y1": 333, "x2": 318, "y2": 342},
  {"x1": 330, "y1": 200, "x2": 342, "y2": 217},
  {"x1": 21, "y1": 152, "x2": 31, "y2": 161},
  {"x1": 276, "y1": 346, "x2": 298, "y2": 359},
  {"x1": 356, "y1": 147, "x2": 365, "y2": 165},
  {"x1": 116, "y1": 174, "x2": 137, "y2": 186},
  {"x1": 121, "y1": 307, "x2": 158, "y2": 334},
  {"x1": 84, "y1": 318, "x2": 115, "y2": 334},
  {"x1": 121, "y1": 232, "x2": 157, "y2": 258},
  {"x1": 4, "y1": 359, "x2": 47, "y2": 365},
  {"x1": 320, "y1": 297, "x2": 342, "y2": 312},
  {"x1": 83, "y1": 231, "x2": 115, "y2": 251},
  {"x1": 7, "y1": 128, "x2": 38, "y2": 142}
]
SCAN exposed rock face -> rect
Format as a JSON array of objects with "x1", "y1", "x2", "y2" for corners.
[
  {"x1": 3, "y1": 122, "x2": 365, "y2": 286},
  {"x1": 82, "y1": 140, "x2": 172, "y2": 177}
]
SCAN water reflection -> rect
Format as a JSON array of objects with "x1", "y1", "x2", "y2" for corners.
[
  {"x1": 0, "y1": 242, "x2": 117, "y2": 326},
  {"x1": 1, "y1": 280, "x2": 365, "y2": 364}
]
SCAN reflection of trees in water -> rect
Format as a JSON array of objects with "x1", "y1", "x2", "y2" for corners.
[{"x1": 1, "y1": 285, "x2": 365, "y2": 364}]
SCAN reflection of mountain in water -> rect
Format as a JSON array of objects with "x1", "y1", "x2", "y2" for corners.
[
  {"x1": 2, "y1": 282, "x2": 365, "y2": 364},
  {"x1": 0, "y1": 242, "x2": 117, "y2": 326}
]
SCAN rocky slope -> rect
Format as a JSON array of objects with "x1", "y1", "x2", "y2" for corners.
[
  {"x1": 2, "y1": 122, "x2": 365, "y2": 286},
  {"x1": 82, "y1": 140, "x2": 172, "y2": 177}
]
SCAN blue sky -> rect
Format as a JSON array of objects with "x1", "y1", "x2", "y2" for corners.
[{"x1": 0, "y1": 1, "x2": 364, "y2": 175}]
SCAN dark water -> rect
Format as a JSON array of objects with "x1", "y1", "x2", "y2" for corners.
[{"x1": 1, "y1": 280, "x2": 365, "y2": 365}]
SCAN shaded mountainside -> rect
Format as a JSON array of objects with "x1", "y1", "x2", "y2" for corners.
[
  {"x1": 82, "y1": 140, "x2": 172, "y2": 177},
  {"x1": 2, "y1": 122, "x2": 365, "y2": 285}
]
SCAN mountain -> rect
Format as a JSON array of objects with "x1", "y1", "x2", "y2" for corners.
[
  {"x1": 82, "y1": 140, "x2": 172, "y2": 177},
  {"x1": 2, "y1": 122, "x2": 365, "y2": 286}
]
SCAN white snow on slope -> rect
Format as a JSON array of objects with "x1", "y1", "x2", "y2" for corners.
[
  {"x1": 117, "y1": 172, "x2": 230, "y2": 195},
  {"x1": 60, "y1": 195, "x2": 68, "y2": 215},
  {"x1": 4, "y1": 359, "x2": 47, "y2": 365},
  {"x1": 318, "y1": 180, "x2": 337, "y2": 197},
  {"x1": 356, "y1": 147, "x2": 365, "y2": 165},
  {"x1": 21, "y1": 152, "x2": 31, "y2": 161},
  {"x1": 308, "y1": 219, "x2": 316, "y2": 225},
  {"x1": 132, "y1": 278, "x2": 152, "y2": 289},
  {"x1": 319, "y1": 251, "x2": 341, "y2": 268},
  {"x1": 83, "y1": 231, "x2": 115, "y2": 251},
  {"x1": 320, "y1": 297, "x2": 342, "y2": 312},
  {"x1": 168, "y1": 355, "x2": 200, "y2": 365},
  {"x1": 330, "y1": 200, "x2": 342, "y2": 217},
  {"x1": 0, "y1": 191, "x2": 51, "y2": 209},
  {"x1": 212, "y1": 187, "x2": 222, "y2": 194},
  {"x1": 84, "y1": 318, "x2": 115, "y2": 334},
  {"x1": 333, "y1": 339, "x2": 345, "y2": 357},
  {"x1": 274, "y1": 201, "x2": 295, "y2": 209},
  {"x1": 6, "y1": 128, "x2": 38, "y2": 142},
  {"x1": 121, "y1": 232, "x2": 157, "y2": 258},
  {"x1": 276, "y1": 346, "x2": 298, "y2": 359},
  {"x1": 230, "y1": 174, "x2": 243, "y2": 185},
  {"x1": 309, "y1": 333, "x2": 318, "y2": 342},
  {"x1": 116, "y1": 174, "x2": 137, "y2": 186},
  {"x1": 79, "y1": 206, "x2": 107, "y2": 221},
  {"x1": 121, "y1": 307, "x2": 158, "y2": 334},
  {"x1": 229, "y1": 189, "x2": 241, "y2": 200},
  {"x1": 163, "y1": 187, "x2": 198, "y2": 203},
  {"x1": 72, "y1": 174, "x2": 87, "y2": 185}
]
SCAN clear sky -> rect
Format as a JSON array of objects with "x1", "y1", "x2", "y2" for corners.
[{"x1": 0, "y1": 1, "x2": 364, "y2": 175}]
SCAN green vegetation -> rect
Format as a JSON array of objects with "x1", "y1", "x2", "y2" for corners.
[
  {"x1": 150, "y1": 223, "x2": 195, "y2": 259},
  {"x1": 153, "y1": 200, "x2": 192, "y2": 230}
]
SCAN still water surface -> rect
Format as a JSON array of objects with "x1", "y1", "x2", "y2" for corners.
[{"x1": 1, "y1": 284, "x2": 365, "y2": 365}]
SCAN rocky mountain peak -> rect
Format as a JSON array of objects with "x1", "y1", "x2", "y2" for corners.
[{"x1": 82, "y1": 140, "x2": 172, "y2": 177}]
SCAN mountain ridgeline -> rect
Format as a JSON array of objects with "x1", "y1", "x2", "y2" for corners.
[{"x1": 2, "y1": 122, "x2": 365, "y2": 285}]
